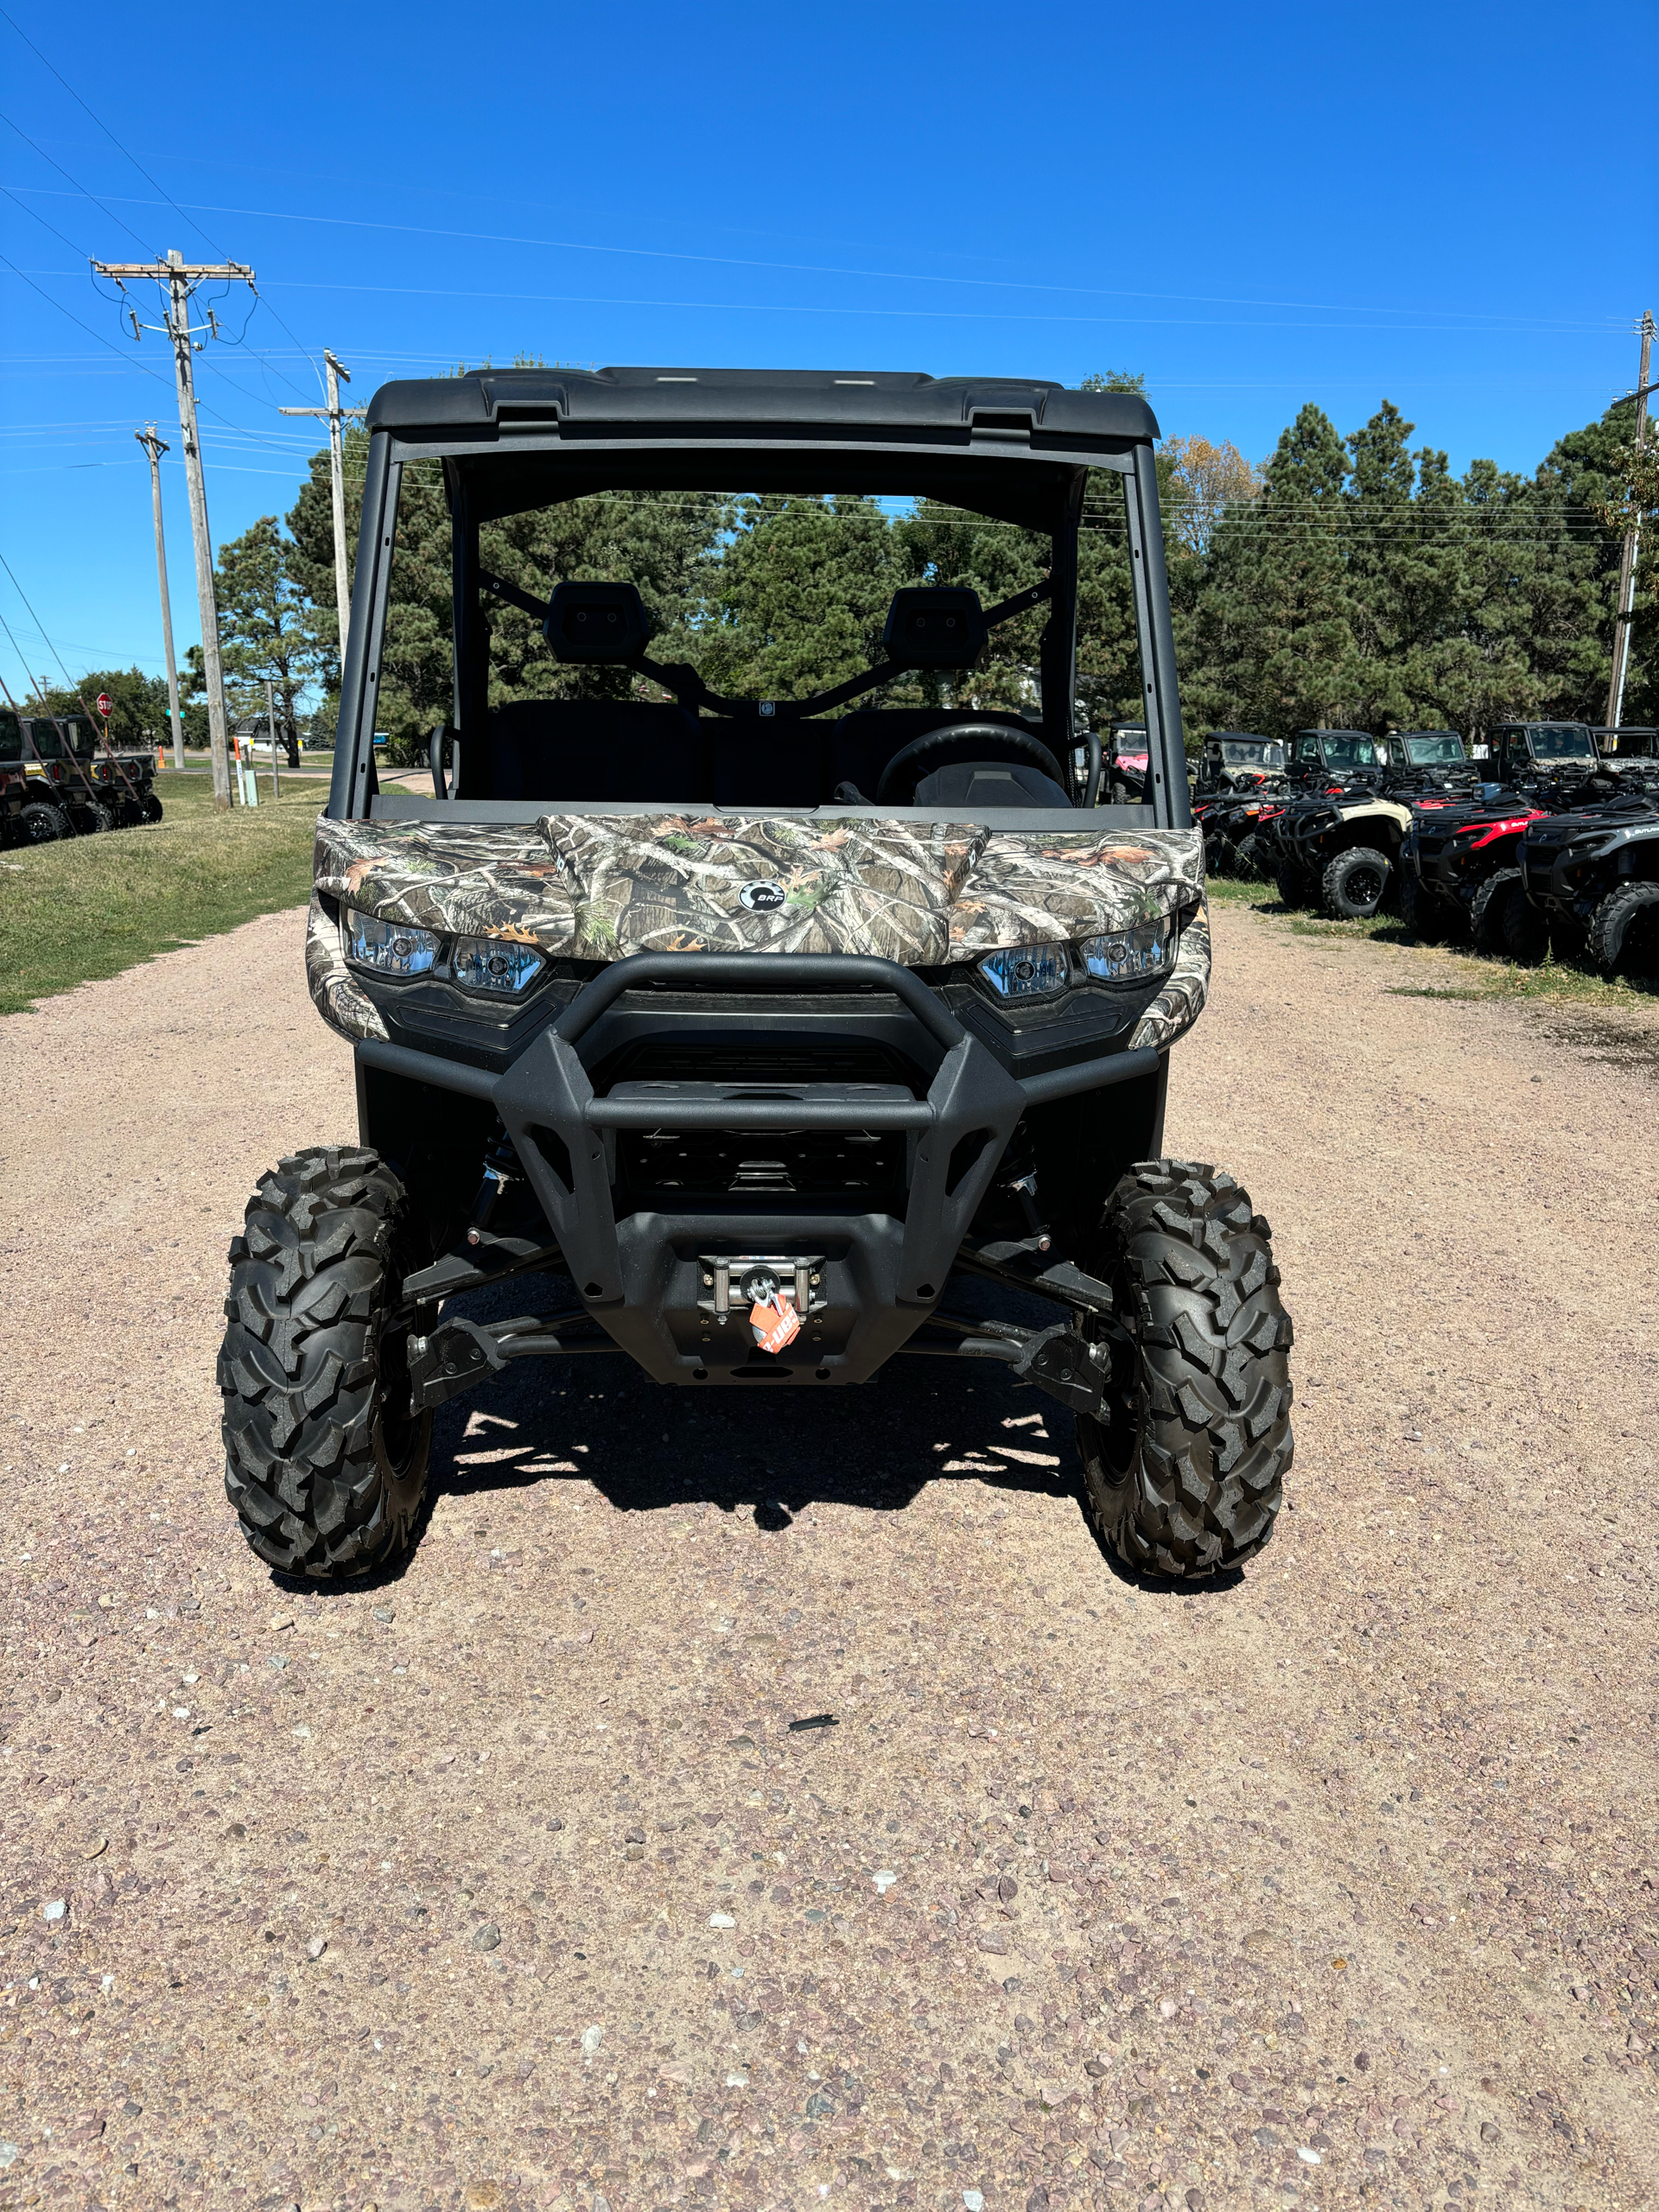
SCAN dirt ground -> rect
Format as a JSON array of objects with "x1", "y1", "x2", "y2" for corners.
[{"x1": 1, "y1": 899, "x2": 1656, "y2": 2212}]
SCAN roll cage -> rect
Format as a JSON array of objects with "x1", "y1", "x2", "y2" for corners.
[{"x1": 327, "y1": 366, "x2": 1189, "y2": 834}]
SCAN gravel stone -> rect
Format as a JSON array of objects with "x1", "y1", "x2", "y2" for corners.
[
  {"x1": 1, "y1": 900, "x2": 1655, "y2": 2208},
  {"x1": 471, "y1": 1923, "x2": 501, "y2": 1952}
]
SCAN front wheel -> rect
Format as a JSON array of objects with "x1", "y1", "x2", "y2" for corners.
[
  {"x1": 1396, "y1": 867, "x2": 1446, "y2": 941},
  {"x1": 19, "y1": 800, "x2": 67, "y2": 843},
  {"x1": 1076, "y1": 1161, "x2": 1294, "y2": 1580},
  {"x1": 1322, "y1": 845, "x2": 1391, "y2": 919},
  {"x1": 1587, "y1": 881, "x2": 1659, "y2": 976},
  {"x1": 1498, "y1": 880, "x2": 1550, "y2": 963},
  {"x1": 1470, "y1": 868, "x2": 1520, "y2": 954},
  {"x1": 219, "y1": 1146, "x2": 432, "y2": 1580}
]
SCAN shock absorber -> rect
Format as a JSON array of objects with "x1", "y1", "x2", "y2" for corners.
[
  {"x1": 997, "y1": 1123, "x2": 1051, "y2": 1252},
  {"x1": 465, "y1": 1131, "x2": 523, "y2": 1247}
]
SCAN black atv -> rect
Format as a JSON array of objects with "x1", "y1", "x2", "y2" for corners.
[
  {"x1": 1195, "y1": 788, "x2": 1291, "y2": 880},
  {"x1": 59, "y1": 712, "x2": 161, "y2": 827},
  {"x1": 217, "y1": 365, "x2": 1293, "y2": 1588},
  {"x1": 1, "y1": 710, "x2": 72, "y2": 844},
  {"x1": 1398, "y1": 786, "x2": 1549, "y2": 949},
  {"x1": 1404, "y1": 723, "x2": 1640, "y2": 959},
  {"x1": 1190, "y1": 733, "x2": 1287, "y2": 874},
  {"x1": 1515, "y1": 791, "x2": 1659, "y2": 974},
  {"x1": 12, "y1": 716, "x2": 112, "y2": 836}
]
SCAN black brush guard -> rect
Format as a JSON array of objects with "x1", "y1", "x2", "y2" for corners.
[{"x1": 359, "y1": 951, "x2": 1157, "y2": 1387}]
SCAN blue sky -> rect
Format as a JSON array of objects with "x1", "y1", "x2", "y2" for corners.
[{"x1": 1, "y1": 0, "x2": 1654, "y2": 697}]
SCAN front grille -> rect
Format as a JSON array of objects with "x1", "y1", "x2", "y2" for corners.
[
  {"x1": 605, "y1": 1037, "x2": 922, "y2": 1090},
  {"x1": 620, "y1": 1126, "x2": 906, "y2": 1202}
]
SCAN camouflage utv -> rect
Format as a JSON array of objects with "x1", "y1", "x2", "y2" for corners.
[{"x1": 219, "y1": 366, "x2": 1293, "y2": 1586}]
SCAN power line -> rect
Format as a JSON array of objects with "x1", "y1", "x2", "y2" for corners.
[
  {"x1": 0, "y1": 115, "x2": 152, "y2": 252},
  {"x1": 0, "y1": 7, "x2": 229, "y2": 258},
  {"x1": 0, "y1": 248, "x2": 174, "y2": 391},
  {"x1": 0, "y1": 250, "x2": 304, "y2": 449},
  {"x1": 0, "y1": 173, "x2": 1630, "y2": 334},
  {"x1": 0, "y1": 544, "x2": 83, "y2": 694},
  {"x1": 0, "y1": 22, "x2": 323, "y2": 396},
  {"x1": 243, "y1": 271, "x2": 1639, "y2": 342}
]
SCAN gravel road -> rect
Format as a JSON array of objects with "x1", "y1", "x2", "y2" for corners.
[{"x1": 2, "y1": 901, "x2": 1656, "y2": 2212}]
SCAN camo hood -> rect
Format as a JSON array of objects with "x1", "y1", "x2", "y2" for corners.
[
  {"x1": 312, "y1": 811, "x2": 1205, "y2": 965},
  {"x1": 308, "y1": 810, "x2": 1210, "y2": 1057}
]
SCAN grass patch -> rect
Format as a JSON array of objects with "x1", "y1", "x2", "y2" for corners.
[
  {"x1": 1382, "y1": 957, "x2": 1659, "y2": 1008},
  {"x1": 1200, "y1": 875, "x2": 1268, "y2": 908},
  {"x1": 0, "y1": 772, "x2": 321, "y2": 1015},
  {"x1": 1206, "y1": 869, "x2": 1659, "y2": 1011}
]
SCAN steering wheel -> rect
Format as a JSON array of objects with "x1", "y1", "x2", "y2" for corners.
[{"x1": 874, "y1": 721, "x2": 1068, "y2": 804}]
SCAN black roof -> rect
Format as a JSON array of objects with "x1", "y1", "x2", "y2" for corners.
[{"x1": 365, "y1": 365, "x2": 1160, "y2": 444}]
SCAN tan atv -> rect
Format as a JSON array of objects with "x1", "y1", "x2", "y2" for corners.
[{"x1": 1274, "y1": 731, "x2": 1473, "y2": 917}]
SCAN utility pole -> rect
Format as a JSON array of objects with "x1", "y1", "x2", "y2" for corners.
[
  {"x1": 280, "y1": 349, "x2": 365, "y2": 657},
  {"x1": 93, "y1": 249, "x2": 255, "y2": 809},
  {"x1": 135, "y1": 423, "x2": 186, "y2": 770},
  {"x1": 1606, "y1": 308, "x2": 1655, "y2": 733}
]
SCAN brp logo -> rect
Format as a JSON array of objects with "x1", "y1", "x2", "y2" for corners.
[{"x1": 737, "y1": 880, "x2": 787, "y2": 912}]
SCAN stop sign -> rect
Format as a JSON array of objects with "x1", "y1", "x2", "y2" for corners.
[{"x1": 95, "y1": 692, "x2": 112, "y2": 719}]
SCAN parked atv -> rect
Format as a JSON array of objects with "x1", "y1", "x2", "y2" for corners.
[
  {"x1": 79, "y1": 713, "x2": 162, "y2": 823},
  {"x1": 1196, "y1": 786, "x2": 1288, "y2": 880},
  {"x1": 1285, "y1": 729, "x2": 1390, "y2": 787},
  {"x1": 1484, "y1": 721, "x2": 1615, "y2": 791},
  {"x1": 1592, "y1": 725, "x2": 1658, "y2": 764},
  {"x1": 1, "y1": 711, "x2": 70, "y2": 844},
  {"x1": 1194, "y1": 733, "x2": 1287, "y2": 796},
  {"x1": 58, "y1": 712, "x2": 160, "y2": 826},
  {"x1": 1386, "y1": 729, "x2": 1475, "y2": 777},
  {"x1": 1516, "y1": 790, "x2": 1659, "y2": 973},
  {"x1": 1398, "y1": 789, "x2": 1548, "y2": 948},
  {"x1": 1267, "y1": 731, "x2": 1477, "y2": 917},
  {"x1": 218, "y1": 365, "x2": 1293, "y2": 1586},
  {"x1": 14, "y1": 718, "x2": 111, "y2": 835}
]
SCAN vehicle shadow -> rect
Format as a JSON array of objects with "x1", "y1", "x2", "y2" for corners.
[{"x1": 270, "y1": 1269, "x2": 1238, "y2": 1596}]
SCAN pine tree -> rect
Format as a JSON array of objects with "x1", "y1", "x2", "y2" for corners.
[
  {"x1": 213, "y1": 516, "x2": 330, "y2": 755},
  {"x1": 1185, "y1": 404, "x2": 1360, "y2": 732}
]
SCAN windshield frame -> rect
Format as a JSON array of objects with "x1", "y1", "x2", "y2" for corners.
[
  {"x1": 1525, "y1": 723, "x2": 1599, "y2": 764},
  {"x1": 332, "y1": 412, "x2": 1192, "y2": 833},
  {"x1": 1402, "y1": 734, "x2": 1466, "y2": 766},
  {"x1": 1319, "y1": 735, "x2": 1385, "y2": 770}
]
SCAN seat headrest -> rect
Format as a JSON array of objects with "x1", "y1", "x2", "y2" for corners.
[
  {"x1": 881, "y1": 587, "x2": 987, "y2": 671},
  {"x1": 544, "y1": 581, "x2": 652, "y2": 664}
]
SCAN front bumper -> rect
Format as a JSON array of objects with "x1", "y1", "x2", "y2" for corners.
[
  {"x1": 1520, "y1": 823, "x2": 1657, "y2": 919},
  {"x1": 354, "y1": 949, "x2": 1171, "y2": 1384}
]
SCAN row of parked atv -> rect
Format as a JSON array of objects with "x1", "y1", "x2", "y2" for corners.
[
  {"x1": 0, "y1": 709, "x2": 163, "y2": 847},
  {"x1": 1192, "y1": 721, "x2": 1659, "y2": 977}
]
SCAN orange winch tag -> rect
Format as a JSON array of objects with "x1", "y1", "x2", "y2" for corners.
[{"x1": 749, "y1": 1294, "x2": 802, "y2": 1354}]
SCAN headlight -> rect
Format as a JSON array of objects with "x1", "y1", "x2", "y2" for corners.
[
  {"x1": 346, "y1": 910, "x2": 440, "y2": 976},
  {"x1": 1077, "y1": 916, "x2": 1174, "y2": 980},
  {"x1": 978, "y1": 942, "x2": 1070, "y2": 998},
  {"x1": 345, "y1": 909, "x2": 545, "y2": 996},
  {"x1": 450, "y1": 935, "x2": 544, "y2": 995}
]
